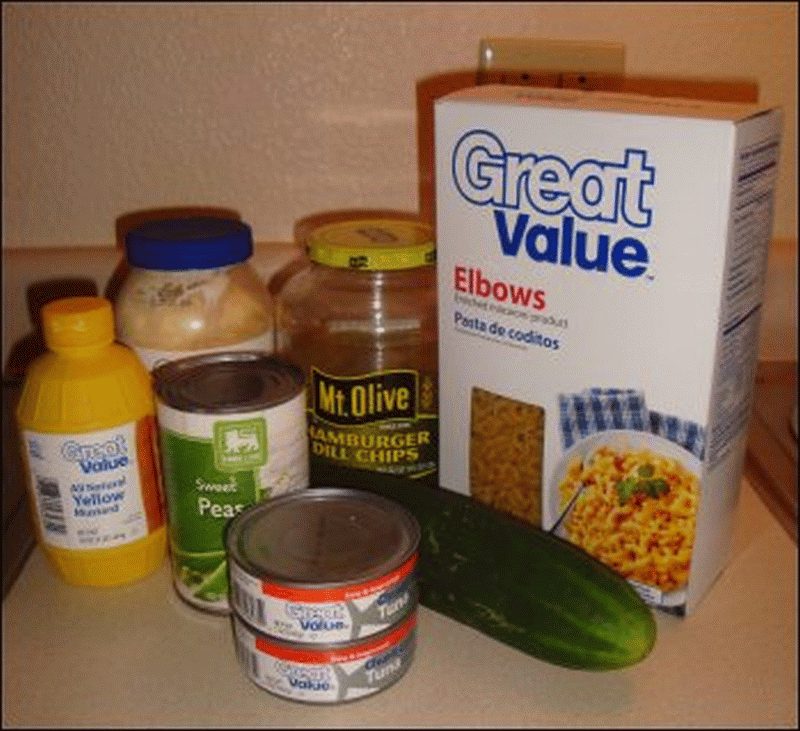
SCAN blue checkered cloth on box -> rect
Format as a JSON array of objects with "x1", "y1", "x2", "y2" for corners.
[
  {"x1": 648, "y1": 411, "x2": 705, "y2": 459},
  {"x1": 559, "y1": 388, "x2": 705, "y2": 460}
]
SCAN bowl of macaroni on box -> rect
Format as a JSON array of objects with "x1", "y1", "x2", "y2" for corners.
[
  {"x1": 434, "y1": 85, "x2": 782, "y2": 615},
  {"x1": 549, "y1": 429, "x2": 702, "y2": 608}
]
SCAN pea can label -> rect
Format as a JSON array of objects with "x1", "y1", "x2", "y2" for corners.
[{"x1": 154, "y1": 353, "x2": 308, "y2": 613}]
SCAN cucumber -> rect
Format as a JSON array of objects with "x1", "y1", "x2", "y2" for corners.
[{"x1": 310, "y1": 460, "x2": 656, "y2": 671}]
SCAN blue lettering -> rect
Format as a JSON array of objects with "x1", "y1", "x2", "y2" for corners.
[
  {"x1": 62, "y1": 435, "x2": 128, "y2": 463},
  {"x1": 574, "y1": 231, "x2": 609, "y2": 272},
  {"x1": 494, "y1": 209, "x2": 528, "y2": 255},
  {"x1": 377, "y1": 585, "x2": 408, "y2": 604},
  {"x1": 298, "y1": 619, "x2": 346, "y2": 631},
  {"x1": 288, "y1": 678, "x2": 332, "y2": 691},
  {"x1": 494, "y1": 212, "x2": 649, "y2": 279},
  {"x1": 73, "y1": 490, "x2": 125, "y2": 508},
  {"x1": 454, "y1": 132, "x2": 655, "y2": 280},
  {"x1": 611, "y1": 237, "x2": 649, "y2": 277},
  {"x1": 79, "y1": 455, "x2": 129, "y2": 473},
  {"x1": 525, "y1": 223, "x2": 559, "y2": 263},
  {"x1": 453, "y1": 131, "x2": 654, "y2": 226},
  {"x1": 365, "y1": 645, "x2": 404, "y2": 670}
]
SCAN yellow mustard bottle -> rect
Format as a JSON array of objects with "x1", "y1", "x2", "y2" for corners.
[{"x1": 15, "y1": 296, "x2": 166, "y2": 586}]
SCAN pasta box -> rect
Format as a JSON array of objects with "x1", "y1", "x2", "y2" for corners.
[{"x1": 434, "y1": 84, "x2": 782, "y2": 615}]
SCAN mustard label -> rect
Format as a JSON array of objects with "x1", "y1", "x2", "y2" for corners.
[
  {"x1": 21, "y1": 423, "x2": 151, "y2": 550},
  {"x1": 308, "y1": 368, "x2": 438, "y2": 478}
]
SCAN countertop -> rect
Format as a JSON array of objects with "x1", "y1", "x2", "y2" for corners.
[
  {"x1": 746, "y1": 360, "x2": 798, "y2": 541},
  {"x1": 2, "y1": 475, "x2": 797, "y2": 729}
]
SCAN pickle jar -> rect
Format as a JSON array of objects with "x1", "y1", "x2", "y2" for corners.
[
  {"x1": 276, "y1": 218, "x2": 438, "y2": 484},
  {"x1": 115, "y1": 217, "x2": 274, "y2": 372}
]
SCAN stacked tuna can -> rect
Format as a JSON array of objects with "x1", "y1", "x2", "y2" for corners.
[{"x1": 225, "y1": 488, "x2": 421, "y2": 703}]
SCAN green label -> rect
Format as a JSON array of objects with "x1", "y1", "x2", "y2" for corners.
[
  {"x1": 213, "y1": 418, "x2": 267, "y2": 472},
  {"x1": 159, "y1": 426, "x2": 266, "y2": 604},
  {"x1": 308, "y1": 368, "x2": 438, "y2": 479},
  {"x1": 312, "y1": 369, "x2": 417, "y2": 425}
]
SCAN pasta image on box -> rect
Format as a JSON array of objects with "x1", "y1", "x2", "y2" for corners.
[
  {"x1": 470, "y1": 387, "x2": 545, "y2": 525},
  {"x1": 434, "y1": 85, "x2": 781, "y2": 615}
]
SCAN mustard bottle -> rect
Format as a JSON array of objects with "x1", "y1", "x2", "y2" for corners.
[{"x1": 15, "y1": 296, "x2": 166, "y2": 586}]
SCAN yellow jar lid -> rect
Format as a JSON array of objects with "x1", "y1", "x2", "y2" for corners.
[
  {"x1": 42, "y1": 296, "x2": 114, "y2": 350},
  {"x1": 307, "y1": 219, "x2": 435, "y2": 271}
]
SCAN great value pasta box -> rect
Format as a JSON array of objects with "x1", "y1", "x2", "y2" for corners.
[{"x1": 434, "y1": 84, "x2": 781, "y2": 615}]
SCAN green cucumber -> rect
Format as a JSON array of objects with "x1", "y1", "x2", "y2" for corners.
[{"x1": 310, "y1": 460, "x2": 656, "y2": 671}]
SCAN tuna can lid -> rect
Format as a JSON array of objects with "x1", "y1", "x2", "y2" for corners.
[
  {"x1": 125, "y1": 217, "x2": 254, "y2": 271},
  {"x1": 307, "y1": 219, "x2": 435, "y2": 271},
  {"x1": 227, "y1": 488, "x2": 421, "y2": 586},
  {"x1": 152, "y1": 352, "x2": 304, "y2": 414}
]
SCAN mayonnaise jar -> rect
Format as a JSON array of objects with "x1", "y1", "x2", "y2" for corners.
[{"x1": 115, "y1": 217, "x2": 274, "y2": 372}]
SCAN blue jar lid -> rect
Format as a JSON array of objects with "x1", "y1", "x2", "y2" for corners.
[{"x1": 125, "y1": 217, "x2": 254, "y2": 271}]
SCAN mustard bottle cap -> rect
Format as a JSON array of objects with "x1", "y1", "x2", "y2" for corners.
[{"x1": 42, "y1": 296, "x2": 114, "y2": 350}]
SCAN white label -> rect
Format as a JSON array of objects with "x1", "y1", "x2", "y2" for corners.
[
  {"x1": 229, "y1": 556, "x2": 416, "y2": 642},
  {"x1": 707, "y1": 135, "x2": 779, "y2": 468},
  {"x1": 232, "y1": 613, "x2": 416, "y2": 703},
  {"x1": 22, "y1": 423, "x2": 148, "y2": 550},
  {"x1": 125, "y1": 331, "x2": 274, "y2": 372},
  {"x1": 434, "y1": 86, "x2": 782, "y2": 613}
]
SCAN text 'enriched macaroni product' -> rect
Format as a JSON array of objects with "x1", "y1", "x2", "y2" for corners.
[{"x1": 435, "y1": 85, "x2": 781, "y2": 615}]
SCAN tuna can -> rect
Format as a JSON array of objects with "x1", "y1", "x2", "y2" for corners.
[
  {"x1": 226, "y1": 487, "x2": 420, "y2": 643},
  {"x1": 153, "y1": 351, "x2": 308, "y2": 613},
  {"x1": 232, "y1": 609, "x2": 417, "y2": 703}
]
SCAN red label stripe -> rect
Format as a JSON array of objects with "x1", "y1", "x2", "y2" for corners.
[
  {"x1": 261, "y1": 553, "x2": 417, "y2": 602},
  {"x1": 254, "y1": 611, "x2": 416, "y2": 663}
]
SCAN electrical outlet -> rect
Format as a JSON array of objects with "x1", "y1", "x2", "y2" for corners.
[{"x1": 478, "y1": 38, "x2": 625, "y2": 89}]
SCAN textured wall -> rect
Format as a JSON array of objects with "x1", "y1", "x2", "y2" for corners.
[{"x1": 2, "y1": 2, "x2": 797, "y2": 248}]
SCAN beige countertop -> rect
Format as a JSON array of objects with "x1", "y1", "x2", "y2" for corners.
[
  {"x1": 746, "y1": 360, "x2": 798, "y2": 542},
  {"x1": 2, "y1": 476, "x2": 797, "y2": 729}
]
